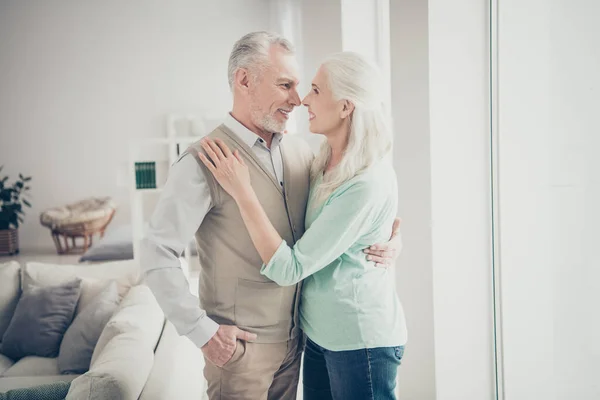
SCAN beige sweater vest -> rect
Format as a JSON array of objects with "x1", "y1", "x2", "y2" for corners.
[{"x1": 185, "y1": 125, "x2": 313, "y2": 343}]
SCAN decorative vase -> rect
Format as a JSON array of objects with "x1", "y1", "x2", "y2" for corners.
[{"x1": 0, "y1": 228, "x2": 19, "y2": 256}]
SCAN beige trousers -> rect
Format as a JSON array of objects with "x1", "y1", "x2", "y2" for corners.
[{"x1": 203, "y1": 335, "x2": 304, "y2": 400}]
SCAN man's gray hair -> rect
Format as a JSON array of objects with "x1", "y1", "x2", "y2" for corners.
[{"x1": 227, "y1": 31, "x2": 295, "y2": 90}]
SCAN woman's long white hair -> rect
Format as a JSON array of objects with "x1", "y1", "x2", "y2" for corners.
[{"x1": 311, "y1": 52, "x2": 393, "y2": 204}]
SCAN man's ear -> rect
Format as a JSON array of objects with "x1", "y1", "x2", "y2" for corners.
[
  {"x1": 341, "y1": 100, "x2": 355, "y2": 119},
  {"x1": 234, "y1": 68, "x2": 250, "y2": 93}
]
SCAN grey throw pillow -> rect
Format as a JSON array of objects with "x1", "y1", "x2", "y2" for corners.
[
  {"x1": 58, "y1": 281, "x2": 119, "y2": 374},
  {"x1": 0, "y1": 278, "x2": 82, "y2": 360}
]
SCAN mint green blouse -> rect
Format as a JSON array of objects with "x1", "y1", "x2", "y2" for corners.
[{"x1": 260, "y1": 160, "x2": 407, "y2": 351}]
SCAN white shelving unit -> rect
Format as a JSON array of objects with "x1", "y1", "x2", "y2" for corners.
[{"x1": 129, "y1": 115, "x2": 207, "y2": 276}]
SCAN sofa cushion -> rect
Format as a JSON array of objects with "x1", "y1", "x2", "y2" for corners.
[
  {"x1": 0, "y1": 261, "x2": 21, "y2": 339},
  {"x1": 0, "y1": 279, "x2": 82, "y2": 360},
  {"x1": 90, "y1": 285, "x2": 164, "y2": 366},
  {"x1": 0, "y1": 380, "x2": 71, "y2": 400},
  {"x1": 58, "y1": 281, "x2": 119, "y2": 374},
  {"x1": 2, "y1": 356, "x2": 59, "y2": 377},
  {"x1": 23, "y1": 261, "x2": 140, "y2": 316},
  {"x1": 0, "y1": 375, "x2": 79, "y2": 393},
  {"x1": 0, "y1": 353, "x2": 14, "y2": 376}
]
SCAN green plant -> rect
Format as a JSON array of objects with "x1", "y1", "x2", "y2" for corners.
[{"x1": 0, "y1": 166, "x2": 32, "y2": 230}]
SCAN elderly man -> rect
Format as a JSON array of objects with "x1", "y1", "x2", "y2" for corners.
[{"x1": 141, "y1": 31, "x2": 402, "y2": 400}]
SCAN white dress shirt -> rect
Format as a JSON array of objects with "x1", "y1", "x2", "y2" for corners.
[{"x1": 141, "y1": 114, "x2": 285, "y2": 349}]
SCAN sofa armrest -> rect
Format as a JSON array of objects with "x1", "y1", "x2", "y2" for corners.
[
  {"x1": 66, "y1": 285, "x2": 164, "y2": 400},
  {"x1": 138, "y1": 320, "x2": 207, "y2": 400}
]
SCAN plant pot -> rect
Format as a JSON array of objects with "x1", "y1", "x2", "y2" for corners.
[{"x1": 0, "y1": 228, "x2": 19, "y2": 256}]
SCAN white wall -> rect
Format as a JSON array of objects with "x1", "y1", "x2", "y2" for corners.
[
  {"x1": 496, "y1": 1, "x2": 553, "y2": 397},
  {"x1": 390, "y1": 0, "x2": 437, "y2": 398},
  {"x1": 0, "y1": 0, "x2": 270, "y2": 251},
  {"x1": 340, "y1": 0, "x2": 378, "y2": 63},
  {"x1": 497, "y1": 1, "x2": 600, "y2": 399},
  {"x1": 427, "y1": 1, "x2": 496, "y2": 399},
  {"x1": 297, "y1": 0, "x2": 342, "y2": 152}
]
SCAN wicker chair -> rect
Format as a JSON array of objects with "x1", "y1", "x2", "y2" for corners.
[{"x1": 40, "y1": 197, "x2": 117, "y2": 255}]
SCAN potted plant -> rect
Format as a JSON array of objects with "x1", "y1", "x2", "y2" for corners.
[{"x1": 0, "y1": 166, "x2": 32, "y2": 255}]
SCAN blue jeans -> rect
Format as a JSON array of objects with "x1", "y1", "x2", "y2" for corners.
[{"x1": 303, "y1": 337, "x2": 404, "y2": 400}]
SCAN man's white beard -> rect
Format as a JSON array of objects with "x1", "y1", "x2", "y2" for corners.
[
  {"x1": 250, "y1": 107, "x2": 285, "y2": 134},
  {"x1": 249, "y1": 94, "x2": 287, "y2": 133},
  {"x1": 260, "y1": 113, "x2": 286, "y2": 133}
]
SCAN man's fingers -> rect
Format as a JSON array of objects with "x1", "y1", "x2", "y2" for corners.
[
  {"x1": 235, "y1": 328, "x2": 258, "y2": 342},
  {"x1": 366, "y1": 254, "x2": 391, "y2": 265},
  {"x1": 370, "y1": 255, "x2": 393, "y2": 268},
  {"x1": 392, "y1": 217, "x2": 402, "y2": 232},
  {"x1": 215, "y1": 355, "x2": 229, "y2": 367},
  {"x1": 367, "y1": 242, "x2": 391, "y2": 252},
  {"x1": 363, "y1": 248, "x2": 395, "y2": 257}
]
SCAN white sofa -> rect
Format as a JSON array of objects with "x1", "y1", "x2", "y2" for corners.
[{"x1": 0, "y1": 260, "x2": 207, "y2": 399}]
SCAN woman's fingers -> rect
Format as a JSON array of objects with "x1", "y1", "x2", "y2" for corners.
[
  {"x1": 201, "y1": 140, "x2": 221, "y2": 166},
  {"x1": 202, "y1": 138, "x2": 245, "y2": 170},
  {"x1": 214, "y1": 138, "x2": 233, "y2": 158},
  {"x1": 207, "y1": 139, "x2": 226, "y2": 161},
  {"x1": 198, "y1": 152, "x2": 217, "y2": 174},
  {"x1": 233, "y1": 150, "x2": 245, "y2": 166}
]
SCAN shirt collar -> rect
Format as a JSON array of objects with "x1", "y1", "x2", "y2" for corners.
[{"x1": 224, "y1": 113, "x2": 283, "y2": 149}]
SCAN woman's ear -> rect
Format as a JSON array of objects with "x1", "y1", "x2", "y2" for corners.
[{"x1": 340, "y1": 100, "x2": 355, "y2": 119}]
